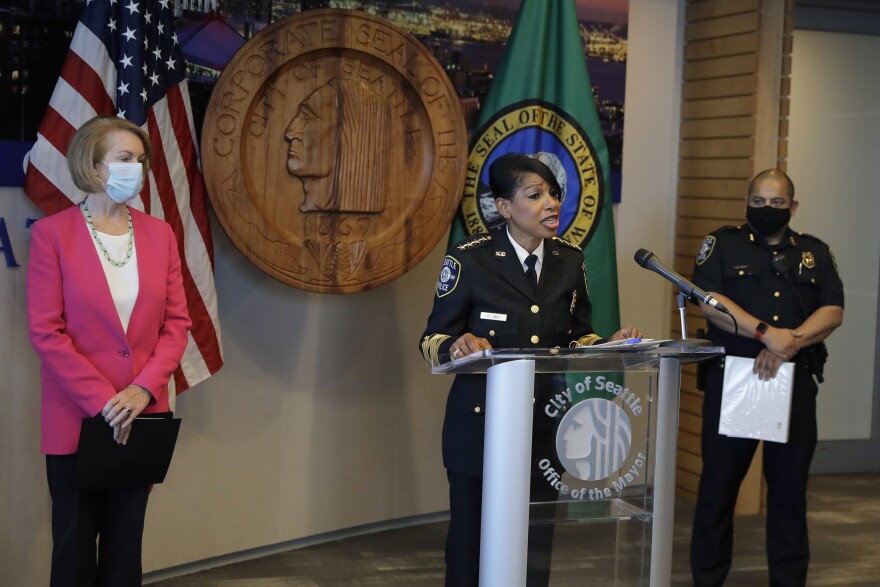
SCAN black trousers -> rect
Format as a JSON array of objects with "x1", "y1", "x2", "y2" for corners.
[
  {"x1": 46, "y1": 455, "x2": 151, "y2": 587},
  {"x1": 445, "y1": 470, "x2": 557, "y2": 587},
  {"x1": 690, "y1": 365, "x2": 818, "y2": 587}
]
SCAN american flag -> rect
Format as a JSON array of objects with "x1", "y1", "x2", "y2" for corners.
[{"x1": 23, "y1": 0, "x2": 223, "y2": 397}]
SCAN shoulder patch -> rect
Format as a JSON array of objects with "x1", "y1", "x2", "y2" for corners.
[
  {"x1": 552, "y1": 236, "x2": 582, "y2": 251},
  {"x1": 696, "y1": 235, "x2": 716, "y2": 265},
  {"x1": 456, "y1": 234, "x2": 493, "y2": 252},
  {"x1": 436, "y1": 255, "x2": 462, "y2": 298}
]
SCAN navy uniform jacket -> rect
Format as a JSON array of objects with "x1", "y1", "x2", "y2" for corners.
[
  {"x1": 420, "y1": 229, "x2": 603, "y2": 478},
  {"x1": 692, "y1": 225, "x2": 844, "y2": 359}
]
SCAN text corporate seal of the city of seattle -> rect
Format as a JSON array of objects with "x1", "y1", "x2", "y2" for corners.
[
  {"x1": 460, "y1": 100, "x2": 604, "y2": 247},
  {"x1": 201, "y1": 9, "x2": 467, "y2": 293}
]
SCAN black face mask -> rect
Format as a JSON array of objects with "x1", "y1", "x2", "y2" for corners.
[{"x1": 746, "y1": 205, "x2": 791, "y2": 236}]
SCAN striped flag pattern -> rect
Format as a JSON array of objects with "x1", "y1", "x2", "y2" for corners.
[{"x1": 23, "y1": 0, "x2": 223, "y2": 396}]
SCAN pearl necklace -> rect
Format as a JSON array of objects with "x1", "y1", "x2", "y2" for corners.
[{"x1": 80, "y1": 198, "x2": 134, "y2": 268}]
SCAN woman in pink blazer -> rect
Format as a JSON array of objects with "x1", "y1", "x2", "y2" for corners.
[{"x1": 27, "y1": 116, "x2": 191, "y2": 587}]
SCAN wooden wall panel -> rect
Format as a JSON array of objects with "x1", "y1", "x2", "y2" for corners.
[
  {"x1": 682, "y1": 75, "x2": 758, "y2": 99},
  {"x1": 683, "y1": 54, "x2": 759, "y2": 80},
  {"x1": 686, "y1": 0, "x2": 761, "y2": 21},
  {"x1": 677, "y1": 198, "x2": 747, "y2": 219},
  {"x1": 679, "y1": 137, "x2": 754, "y2": 158},
  {"x1": 686, "y1": 13, "x2": 761, "y2": 41},
  {"x1": 674, "y1": 0, "x2": 792, "y2": 513},
  {"x1": 681, "y1": 96, "x2": 757, "y2": 120},
  {"x1": 675, "y1": 217, "x2": 734, "y2": 238},
  {"x1": 679, "y1": 158, "x2": 753, "y2": 177},
  {"x1": 685, "y1": 32, "x2": 760, "y2": 61},
  {"x1": 678, "y1": 177, "x2": 751, "y2": 197},
  {"x1": 680, "y1": 117, "x2": 756, "y2": 139}
]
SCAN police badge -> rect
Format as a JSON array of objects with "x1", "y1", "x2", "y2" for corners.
[{"x1": 802, "y1": 251, "x2": 816, "y2": 269}]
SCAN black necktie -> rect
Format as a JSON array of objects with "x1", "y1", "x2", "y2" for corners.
[{"x1": 524, "y1": 254, "x2": 538, "y2": 293}]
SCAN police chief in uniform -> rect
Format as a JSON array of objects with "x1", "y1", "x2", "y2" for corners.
[
  {"x1": 420, "y1": 153, "x2": 640, "y2": 587},
  {"x1": 689, "y1": 169, "x2": 844, "y2": 587}
]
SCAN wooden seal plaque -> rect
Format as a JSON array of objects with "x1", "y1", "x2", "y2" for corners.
[{"x1": 201, "y1": 9, "x2": 467, "y2": 293}]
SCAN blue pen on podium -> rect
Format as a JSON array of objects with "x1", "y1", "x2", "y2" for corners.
[{"x1": 626, "y1": 337, "x2": 643, "y2": 345}]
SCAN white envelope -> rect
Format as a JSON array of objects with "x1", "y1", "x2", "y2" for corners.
[{"x1": 719, "y1": 355, "x2": 794, "y2": 443}]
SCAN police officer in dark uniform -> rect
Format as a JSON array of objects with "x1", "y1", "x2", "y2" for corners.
[
  {"x1": 689, "y1": 169, "x2": 844, "y2": 587},
  {"x1": 420, "y1": 153, "x2": 640, "y2": 587}
]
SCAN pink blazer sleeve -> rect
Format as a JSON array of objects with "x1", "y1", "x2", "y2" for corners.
[
  {"x1": 130, "y1": 222, "x2": 191, "y2": 400},
  {"x1": 26, "y1": 220, "x2": 118, "y2": 417}
]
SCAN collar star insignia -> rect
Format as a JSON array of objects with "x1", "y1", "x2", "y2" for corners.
[{"x1": 457, "y1": 234, "x2": 492, "y2": 251}]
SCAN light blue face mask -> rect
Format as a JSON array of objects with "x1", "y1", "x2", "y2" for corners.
[{"x1": 97, "y1": 161, "x2": 143, "y2": 203}]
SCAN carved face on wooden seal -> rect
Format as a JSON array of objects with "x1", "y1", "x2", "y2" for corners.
[
  {"x1": 201, "y1": 9, "x2": 467, "y2": 293},
  {"x1": 284, "y1": 77, "x2": 392, "y2": 214}
]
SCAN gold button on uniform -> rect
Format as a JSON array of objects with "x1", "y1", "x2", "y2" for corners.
[
  {"x1": 738, "y1": 270, "x2": 744, "y2": 276},
  {"x1": 530, "y1": 335, "x2": 540, "y2": 344},
  {"x1": 474, "y1": 406, "x2": 481, "y2": 414},
  {"x1": 774, "y1": 291, "x2": 780, "y2": 297},
  {"x1": 489, "y1": 330, "x2": 495, "y2": 336},
  {"x1": 531, "y1": 305, "x2": 540, "y2": 314},
  {"x1": 773, "y1": 315, "x2": 779, "y2": 322}
]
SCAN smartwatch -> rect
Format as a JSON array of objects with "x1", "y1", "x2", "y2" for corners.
[{"x1": 754, "y1": 321, "x2": 769, "y2": 341}]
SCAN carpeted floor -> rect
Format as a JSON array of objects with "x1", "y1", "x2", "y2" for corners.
[{"x1": 147, "y1": 474, "x2": 880, "y2": 586}]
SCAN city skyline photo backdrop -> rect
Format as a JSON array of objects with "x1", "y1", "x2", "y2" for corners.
[{"x1": 0, "y1": 0, "x2": 628, "y2": 193}]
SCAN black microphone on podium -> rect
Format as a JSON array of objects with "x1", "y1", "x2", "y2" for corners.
[{"x1": 633, "y1": 248, "x2": 731, "y2": 315}]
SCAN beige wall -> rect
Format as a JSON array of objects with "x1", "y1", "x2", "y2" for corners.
[
  {"x1": 0, "y1": 188, "x2": 453, "y2": 584},
  {"x1": 616, "y1": 0, "x2": 684, "y2": 336},
  {"x1": 788, "y1": 29, "x2": 880, "y2": 441},
  {"x1": 0, "y1": 0, "x2": 684, "y2": 583}
]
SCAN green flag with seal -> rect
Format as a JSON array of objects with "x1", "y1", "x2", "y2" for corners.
[{"x1": 452, "y1": 0, "x2": 620, "y2": 336}]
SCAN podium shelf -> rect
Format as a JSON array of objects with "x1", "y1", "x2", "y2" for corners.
[
  {"x1": 433, "y1": 344, "x2": 724, "y2": 374},
  {"x1": 529, "y1": 498, "x2": 652, "y2": 525}
]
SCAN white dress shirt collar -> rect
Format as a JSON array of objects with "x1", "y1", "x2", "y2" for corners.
[{"x1": 506, "y1": 227, "x2": 545, "y2": 280}]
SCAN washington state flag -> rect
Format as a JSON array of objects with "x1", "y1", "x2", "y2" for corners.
[{"x1": 452, "y1": 0, "x2": 620, "y2": 336}]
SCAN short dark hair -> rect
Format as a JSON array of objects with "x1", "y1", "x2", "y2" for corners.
[
  {"x1": 488, "y1": 153, "x2": 562, "y2": 201},
  {"x1": 749, "y1": 169, "x2": 795, "y2": 200}
]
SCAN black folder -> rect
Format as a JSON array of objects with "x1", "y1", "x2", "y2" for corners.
[{"x1": 74, "y1": 413, "x2": 181, "y2": 490}]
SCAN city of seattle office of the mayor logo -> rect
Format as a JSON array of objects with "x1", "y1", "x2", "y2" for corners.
[
  {"x1": 460, "y1": 100, "x2": 605, "y2": 246},
  {"x1": 537, "y1": 374, "x2": 648, "y2": 501}
]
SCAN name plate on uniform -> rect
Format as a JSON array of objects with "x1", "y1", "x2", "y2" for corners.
[{"x1": 480, "y1": 312, "x2": 508, "y2": 321}]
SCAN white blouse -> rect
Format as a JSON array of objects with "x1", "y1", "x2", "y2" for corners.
[{"x1": 90, "y1": 231, "x2": 139, "y2": 333}]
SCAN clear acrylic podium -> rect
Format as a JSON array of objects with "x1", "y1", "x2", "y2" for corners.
[{"x1": 433, "y1": 343, "x2": 722, "y2": 587}]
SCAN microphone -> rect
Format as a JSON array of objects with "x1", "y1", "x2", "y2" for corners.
[{"x1": 634, "y1": 248, "x2": 730, "y2": 314}]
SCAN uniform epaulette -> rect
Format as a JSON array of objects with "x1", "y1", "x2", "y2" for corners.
[
  {"x1": 552, "y1": 236, "x2": 582, "y2": 251},
  {"x1": 456, "y1": 234, "x2": 493, "y2": 251},
  {"x1": 718, "y1": 224, "x2": 744, "y2": 233},
  {"x1": 796, "y1": 231, "x2": 828, "y2": 246}
]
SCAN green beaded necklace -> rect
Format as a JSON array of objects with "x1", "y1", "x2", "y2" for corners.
[{"x1": 80, "y1": 197, "x2": 134, "y2": 268}]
